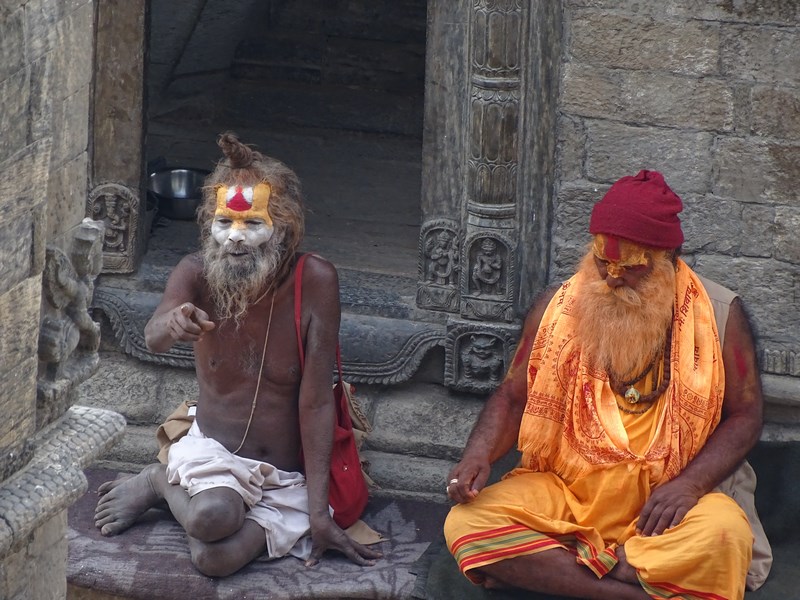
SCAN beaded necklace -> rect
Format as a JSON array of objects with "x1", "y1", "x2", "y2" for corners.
[{"x1": 611, "y1": 328, "x2": 672, "y2": 415}]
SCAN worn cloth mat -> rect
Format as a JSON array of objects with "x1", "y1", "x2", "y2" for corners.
[{"x1": 69, "y1": 468, "x2": 449, "y2": 600}]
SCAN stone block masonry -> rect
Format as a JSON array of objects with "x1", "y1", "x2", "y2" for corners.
[
  {"x1": 552, "y1": 1, "x2": 800, "y2": 396},
  {"x1": 0, "y1": 1, "x2": 129, "y2": 598}
]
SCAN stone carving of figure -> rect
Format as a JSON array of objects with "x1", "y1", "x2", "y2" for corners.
[
  {"x1": 68, "y1": 220, "x2": 105, "y2": 352},
  {"x1": 38, "y1": 219, "x2": 105, "y2": 427},
  {"x1": 40, "y1": 219, "x2": 105, "y2": 377},
  {"x1": 471, "y1": 237, "x2": 503, "y2": 296},
  {"x1": 425, "y1": 229, "x2": 458, "y2": 286},
  {"x1": 93, "y1": 195, "x2": 129, "y2": 252},
  {"x1": 461, "y1": 334, "x2": 504, "y2": 384}
]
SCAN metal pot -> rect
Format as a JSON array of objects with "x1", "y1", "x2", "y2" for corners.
[{"x1": 148, "y1": 168, "x2": 210, "y2": 220}]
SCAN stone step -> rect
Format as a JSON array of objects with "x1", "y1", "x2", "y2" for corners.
[
  {"x1": 68, "y1": 469, "x2": 448, "y2": 600},
  {"x1": 361, "y1": 382, "x2": 482, "y2": 461},
  {"x1": 219, "y1": 78, "x2": 423, "y2": 137},
  {"x1": 363, "y1": 450, "x2": 453, "y2": 504},
  {"x1": 233, "y1": 34, "x2": 325, "y2": 85},
  {"x1": 92, "y1": 424, "x2": 460, "y2": 505},
  {"x1": 81, "y1": 354, "x2": 485, "y2": 503}
]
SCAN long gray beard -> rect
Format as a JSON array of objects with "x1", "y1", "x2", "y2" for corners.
[{"x1": 202, "y1": 234, "x2": 283, "y2": 327}]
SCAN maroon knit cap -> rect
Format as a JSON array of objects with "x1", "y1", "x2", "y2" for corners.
[{"x1": 589, "y1": 170, "x2": 684, "y2": 249}]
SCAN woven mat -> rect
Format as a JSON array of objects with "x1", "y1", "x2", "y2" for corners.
[{"x1": 68, "y1": 468, "x2": 449, "y2": 600}]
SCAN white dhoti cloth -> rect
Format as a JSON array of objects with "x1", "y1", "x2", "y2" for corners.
[{"x1": 166, "y1": 421, "x2": 313, "y2": 560}]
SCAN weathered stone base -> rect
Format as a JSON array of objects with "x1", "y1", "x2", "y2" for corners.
[
  {"x1": 0, "y1": 406, "x2": 125, "y2": 600},
  {"x1": 1, "y1": 512, "x2": 67, "y2": 600}
]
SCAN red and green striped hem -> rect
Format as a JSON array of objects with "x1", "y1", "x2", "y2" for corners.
[
  {"x1": 572, "y1": 531, "x2": 619, "y2": 578},
  {"x1": 450, "y1": 525, "x2": 565, "y2": 576},
  {"x1": 639, "y1": 578, "x2": 729, "y2": 600},
  {"x1": 450, "y1": 525, "x2": 620, "y2": 580}
]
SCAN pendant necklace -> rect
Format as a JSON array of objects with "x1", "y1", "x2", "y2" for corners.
[{"x1": 611, "y1": 328, "x2": 672, "y2": 413}]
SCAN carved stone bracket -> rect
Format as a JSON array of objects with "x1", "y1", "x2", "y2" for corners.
[
  {"x1": 93, "y1": 285, "x2": 447, "y2": 385},
  {"x1": 92, "y1": 287, "x2": 195, "y2": 369},
  {"x1": 444, "y1": 319, "x2": 520, "y2": 393},
  {"x1": 37, "y1": 219, "x2": 105, "y2": 430},
  {"x1": 417, "y1": 219, "x2": 462, "y2": 312},
  {"x1": 88, "y1": 182, "x2": 140, "y2": 273}
]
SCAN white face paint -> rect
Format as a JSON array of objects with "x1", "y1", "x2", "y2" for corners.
[{"x1": 211, "y1": 215, "x2": 275, "y2": 250}]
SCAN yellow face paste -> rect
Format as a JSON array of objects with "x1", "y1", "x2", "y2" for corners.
[
  {"x1": 591, "y1": 234, "x2": 657, "y2": 278},
  {"x1": 211, "y1": 183, "x2": 275, "y2": 248}
]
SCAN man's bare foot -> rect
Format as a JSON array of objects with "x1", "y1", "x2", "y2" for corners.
[
  {"x1": 94, "y1": 464, "x2": 163, "y2": 536},
  {"x1": 609, "y1": 546, "x2": 639, "y2": 584},
  {"x1": 97, "y1": 474, "x2": 134, "y2": 497}
]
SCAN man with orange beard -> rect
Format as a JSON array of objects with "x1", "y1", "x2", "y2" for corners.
[
  {"x1": 444, "y1": 170, "x2": 770, "y2": 599},
  {"x1": 94, "y1": 133, "x2": 380, "y2": 576}
]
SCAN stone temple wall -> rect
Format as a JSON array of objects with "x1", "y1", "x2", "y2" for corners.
[
  {"x1": 0, "y1": 2, "x2": 125, "y2": 598},
  {"x1": 549, "y1": 0, "x2": 800, "y2": 431}
]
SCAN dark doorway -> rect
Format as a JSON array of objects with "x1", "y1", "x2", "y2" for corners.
[{"x1": 145, "y1": 0, "x2": 427, "y2": 278}]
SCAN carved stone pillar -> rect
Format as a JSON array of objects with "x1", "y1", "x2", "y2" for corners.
[
  {"x1": 88, "y1": 0, "x2": 148, "y2": 273},
  {"x1": 419, "y1": 1, "x2": 561, "y2": 392},
  {"x1": 461, "y1": 0, "x2": 522, "y2": 324}
]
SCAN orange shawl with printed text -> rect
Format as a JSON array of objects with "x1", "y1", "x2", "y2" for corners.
[{"x1": 518, "y1": 260, "x2": 724, "y2": 486}]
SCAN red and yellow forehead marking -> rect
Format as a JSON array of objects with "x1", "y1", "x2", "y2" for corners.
[
  {"x1": 592, "y1": 234, "x2": 655, "y2": 278},
  {"x1": 214, "y1": 183, "x2": 273, "y2": 226}
]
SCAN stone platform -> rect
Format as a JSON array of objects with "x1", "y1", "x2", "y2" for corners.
[{"x1": 66, "y1": 458, "x2": 800, "y2": 600}]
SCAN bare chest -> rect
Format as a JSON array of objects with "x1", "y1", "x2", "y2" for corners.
[{"x1": 195, "y1": 312, "x2": 302, "y2": 390}]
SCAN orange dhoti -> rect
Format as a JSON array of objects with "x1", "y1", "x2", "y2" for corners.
[{"x1": 444, "y1": 466, "x2": 753, "y2": 599}]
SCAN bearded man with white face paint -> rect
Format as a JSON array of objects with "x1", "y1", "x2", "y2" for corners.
[
  {"x1": 444, "y1": 171, "x2": 771, "y2": 599},
  {"x1": 94, "y1": 133, "x2": 381, "y2": 576}
]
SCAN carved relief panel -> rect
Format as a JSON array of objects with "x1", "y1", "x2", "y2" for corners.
[
  {"x1": 87, "y1": 183, "x2": 140, "y2": 273},
  {"x1": 444, "y1": 320, "x2": 520, "y2": 393},
  {"x1": 461, "y1": 230, "x2": 515, "y2": 322},
  {"x1": 762, "y1": 349, "x2": 799, "y2": 377},
  {"x1": 417, "y1": 220, "x2": 462, "y2": 312}
]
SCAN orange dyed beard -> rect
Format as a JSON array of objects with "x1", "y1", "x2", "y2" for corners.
[{"x1": 573, "y1": 250, "x2": 676, "y2": 382}]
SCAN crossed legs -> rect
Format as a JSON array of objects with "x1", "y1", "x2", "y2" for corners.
[
  {"x1": 94, "y1": 463, "x2": 267, "y2": 576},
  {"x1": 475, "y1": 545, "x2": 649, "y2": 600},
  {"x1": 445, "y1": 483, "x2": 752, "y2": 599}
]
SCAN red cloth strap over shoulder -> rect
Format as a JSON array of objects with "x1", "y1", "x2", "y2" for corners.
[
  {"x1": 293, "y1": 253, "x2": 343, "y2": 377},
  {"x1": 294, "y1": 254, "x2": 309, "y2": 371}
]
